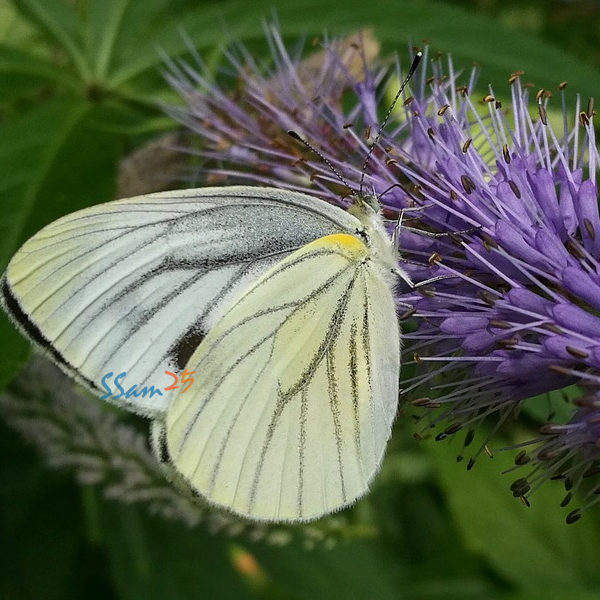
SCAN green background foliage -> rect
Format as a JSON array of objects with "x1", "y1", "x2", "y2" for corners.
[{"x1": 1, "y1": 1, "x2": 600, "y2": 598}]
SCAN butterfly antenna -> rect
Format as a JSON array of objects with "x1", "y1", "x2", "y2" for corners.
[
  {"x1": 288, "y1": 130, "x2": 353, "y2": 192},
  {"x1": 359, "y1": 50, "x2": 423, "y2": 194}
]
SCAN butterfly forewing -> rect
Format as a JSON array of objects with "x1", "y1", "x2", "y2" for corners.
[
  {"x1": 166, "y1": 233, "x2": 400, "y2": 522},
  {"x1": 1, "y1": 187, "x2": 359, "y2": 415}
]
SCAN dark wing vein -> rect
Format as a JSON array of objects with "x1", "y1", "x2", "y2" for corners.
[{"x1": 246, "y1": 274, "x2": 358, "y2": 514}]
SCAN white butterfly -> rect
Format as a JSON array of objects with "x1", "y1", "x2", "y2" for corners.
[{"x1": 1, "y1": 184, "x2": 411, "y2": 522}]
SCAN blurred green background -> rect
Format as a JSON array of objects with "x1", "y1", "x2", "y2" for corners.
[{"x1": 2, "y1": 1, "x2": 600, "y2": 599}]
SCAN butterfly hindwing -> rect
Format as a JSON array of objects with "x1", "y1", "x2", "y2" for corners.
[{"x1": 166, "y1": 233, "x2": 400, "y2": 522}]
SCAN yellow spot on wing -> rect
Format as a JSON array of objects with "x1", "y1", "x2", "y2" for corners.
[{"x1": 309, "y1": 233, "x2": 367, "y2": 258}]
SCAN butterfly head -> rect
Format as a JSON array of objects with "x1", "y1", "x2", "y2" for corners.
[{"x1": 347, "y1": 191, "x2": 381, "y2": 219}]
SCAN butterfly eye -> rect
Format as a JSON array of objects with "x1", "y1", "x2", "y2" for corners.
[{"x1": 363, "y1": 194, "x2": 381, "y2": 212}]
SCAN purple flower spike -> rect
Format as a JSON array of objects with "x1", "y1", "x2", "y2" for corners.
[{"x1": 166, "y1": 25, "x2": 600, "y2": 520}]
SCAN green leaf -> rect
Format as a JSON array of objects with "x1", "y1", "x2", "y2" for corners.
[
  {"x1": 105, "y1": 0, "x2": 600, "y2": 105},
  {"x1": 80, "y1": 0, "x2": 133, "y2": 80},
  {"x1": 99, "y1": 502, "x2": 254, "y2": 600},
  {"x1": 0, "y1": 97, "x2": 121, "y2": 265},
  {"x1": 521, "y1": 385, "x2": 579, "y2": 424},
  {"x1": 80, "y1": 0, "x2": 196, "y2": 81},
  {"x1": 252, "y1": 537, "x2": 400, "y2": 600},
  {"x1": 0, "y1": 423, "x2": 87, "y2": 600},
  {"x1": 425, "y1": 436, "x2": 600, "y2": 596},
  {"x1": 0, "y1": 317, "x2": 29, "y2": 390},
  {"x1": 11, "y1": 0, "x2": 89, "y2": 80},
  {"x1": 365, "y1": 442, "x2": 501, "y2": 600},
  {"x1": 0, "y1": 43, "x2": 79, "y2": 98},
  {"x1": 0, "y1": 0, "x2": 39, "y2": 45}
]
